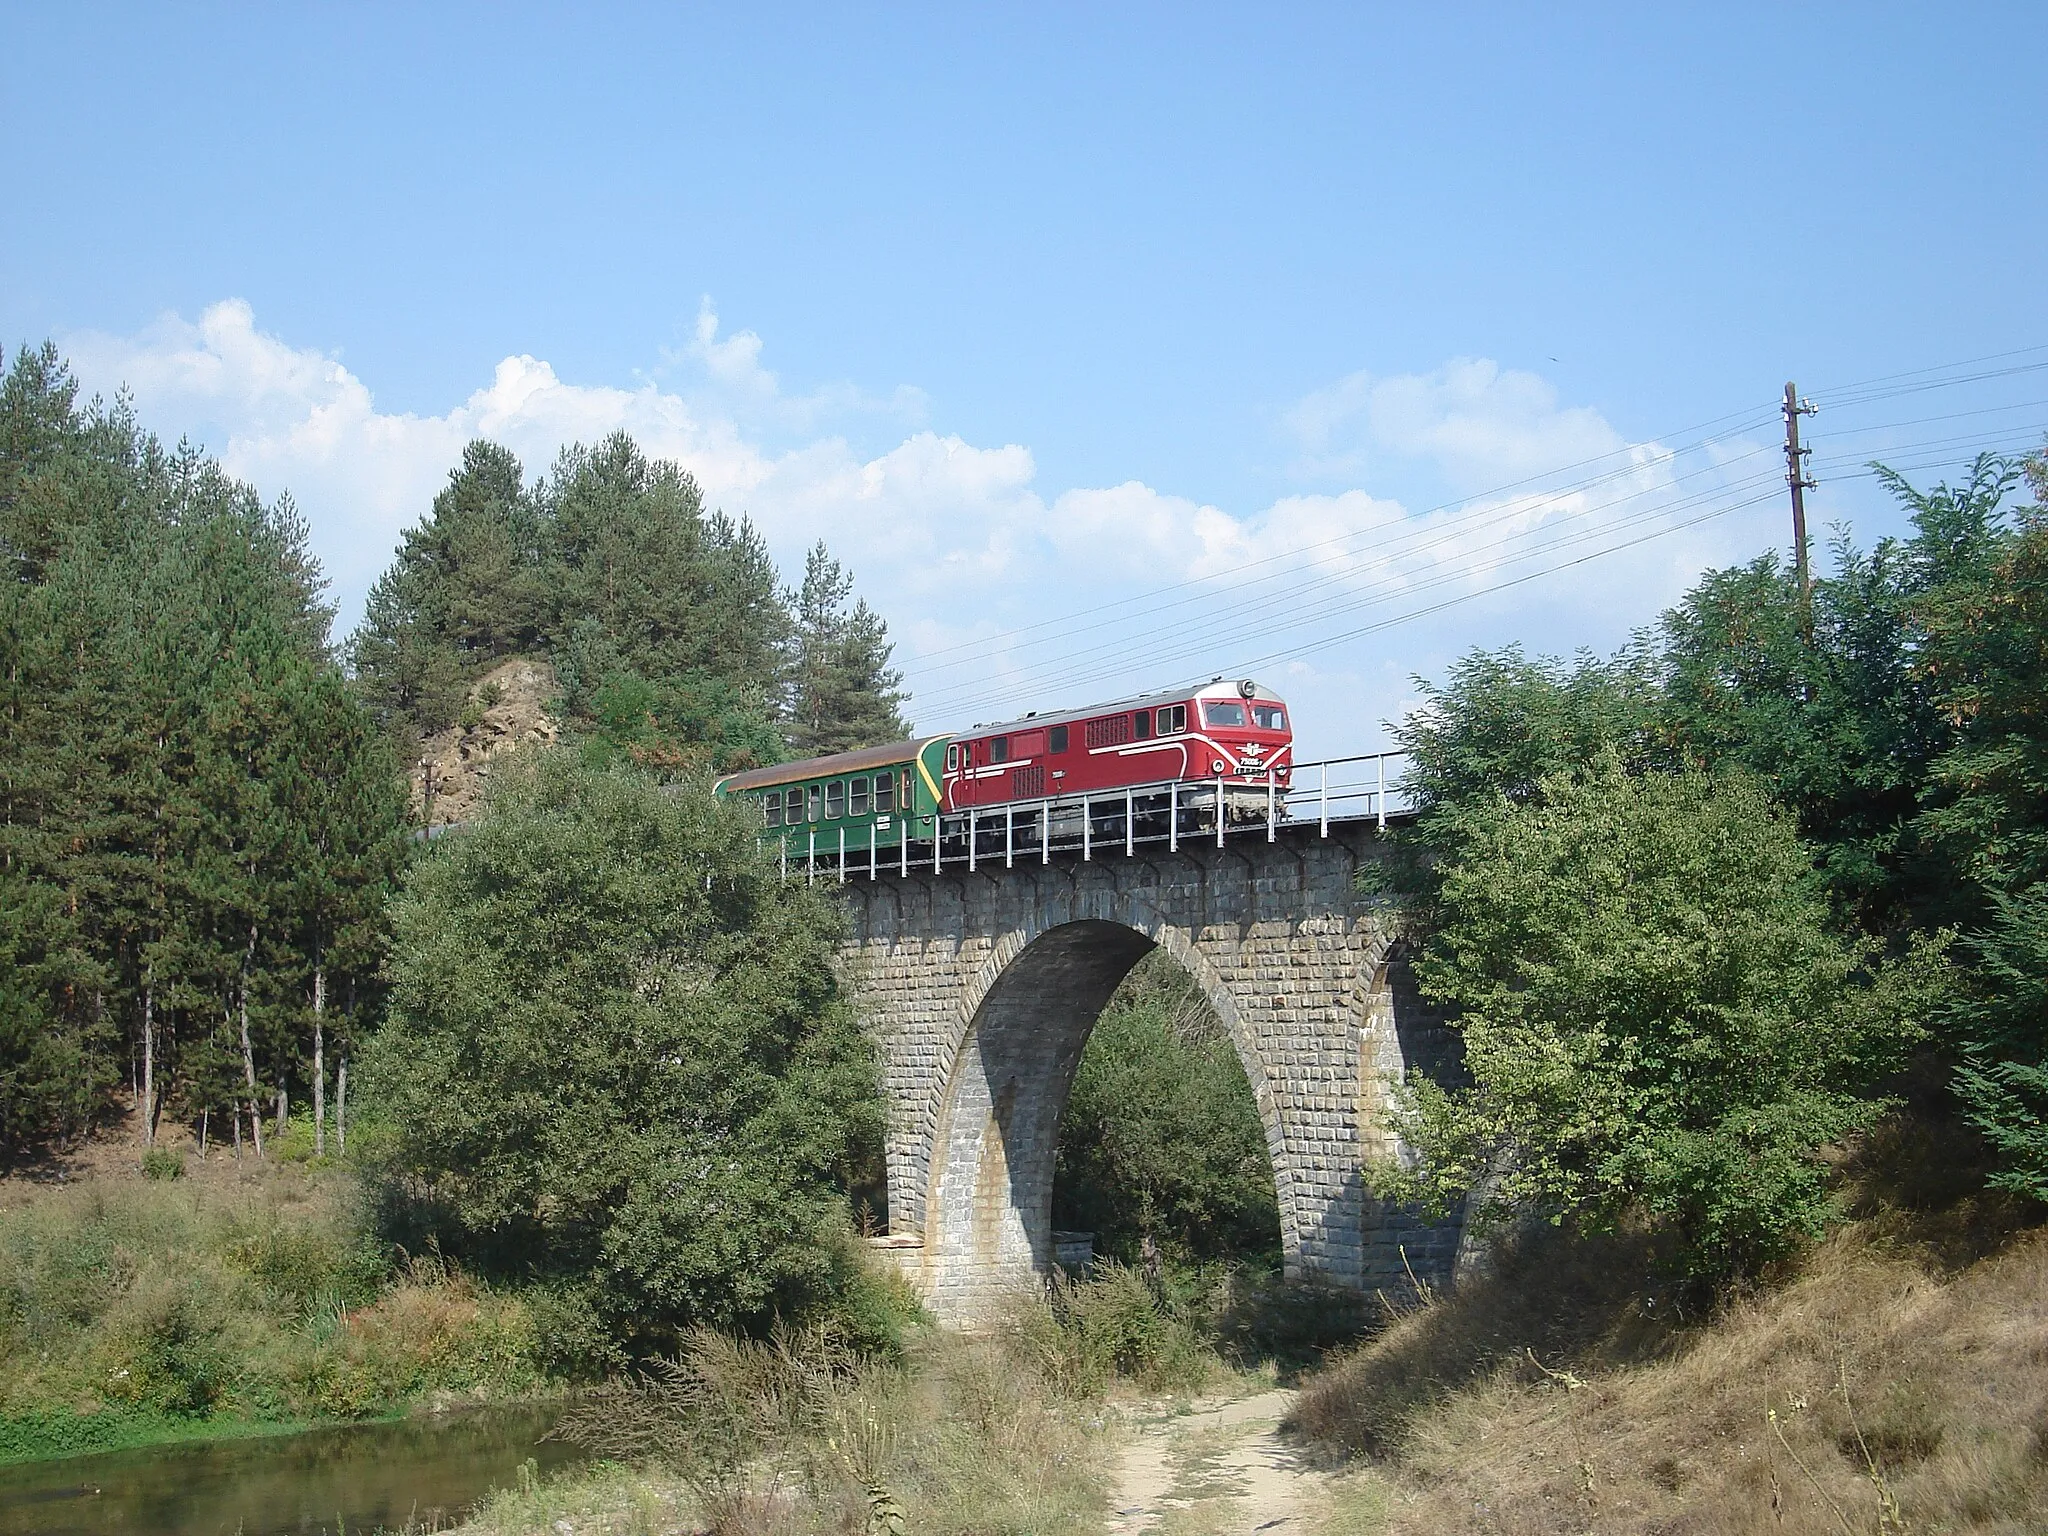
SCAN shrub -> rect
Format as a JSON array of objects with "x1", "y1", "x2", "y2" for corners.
[
  {"x1": 365, "y1": 751, "x2": 886, "y2": 1351},
  {"x1": 1011, "y1": 1262, "x2": 1213, "y2": 1396},
  {"x1": 1053, "y1": 951, "x2": 1281, "y2": 1267},
  {"x1": 140, "y1": 1148, "x2": 183, "y2": 1181},
  {"x1": 1384, "y1": 755, "x2": 1948, "y2": 1279}
]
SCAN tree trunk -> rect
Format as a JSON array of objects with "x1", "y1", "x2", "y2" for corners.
[
  {"x1": 312, "y1": 965, "x2": 326, "y2": 1157},
  {"x1": 239, "y1": 929, "x2": 263, "y2": 1157},
  {"x1": 275, "y1": 1077, "x2": 287, "y2": 1139},
  {"x1": 200, "y1": 1107, "x2": 208, "y2": 1156},
  {"x1": 140, "y1": 982, "x2": 155, "y2": 1148},
  {"x1": 336, "y1": 1054, "x2": 347, "y2": 1155}
]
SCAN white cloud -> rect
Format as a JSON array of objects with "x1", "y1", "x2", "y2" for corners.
[
  {"x1": 61, "y1": 301, "x2": 1776, "y2": 757},
  {"x1": 1285, "y1": 357, "x2": 1628, "y2": 492},
  {"x1": 660, "y1": 297, "x2": 929, "y2": 439}
]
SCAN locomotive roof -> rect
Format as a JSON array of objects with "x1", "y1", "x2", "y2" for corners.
[
  {"x1": 716, "y1": 734, "x2": 947, "y2": 794},
  {"x1": 955, "y1": 678, "x2": 1287, "y2": 738}
]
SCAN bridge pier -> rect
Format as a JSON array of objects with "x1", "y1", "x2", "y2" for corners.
[{"x1": 836, "y1": 821, "x2": 1464, "y2": 1324}]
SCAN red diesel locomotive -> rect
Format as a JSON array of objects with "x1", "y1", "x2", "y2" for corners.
[{"x1": 942, "y1": 677, "x2": 1291, "y2": 809}]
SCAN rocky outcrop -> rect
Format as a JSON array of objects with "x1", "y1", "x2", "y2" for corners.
[{"x1": 409, "y1": 658, "x2": 561, "y2": 827}]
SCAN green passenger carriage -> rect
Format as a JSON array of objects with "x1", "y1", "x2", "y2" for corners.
[{"x1": 714, "y1": 736, "x2": 949, "y2": 872}]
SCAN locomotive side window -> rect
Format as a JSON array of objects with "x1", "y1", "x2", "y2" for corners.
[
  {"x1": 1253, "y1": 704, "x2": 1286, "y2": 730},
  {"x1": 1157, "y1": 704, "x2": 1187, "y2": 734},
  {"x1": 989, "y1": 736, "x2": 1009, "y2": 764},
  {"x1": 1049, "y1": 724, "x2": 1069, "y2": 753},
  {"x1": 1203, "y1": 701, "x2": 1248, "y2": 728},
  {"x1": 945, "y1": 743, "x2": 960, "y2": 771},
  {"x1": 1133, "y1": 710, "x2": 1152, "y2": 740},
  {"x1": 874, "y1": 772, "x2": 895, "y2": 813},
  {"x1": 849, "y1": 777, "x2": 870, "y2": 816},
  {"x1": 763, "y1": 793, "x2": 782, "y2": 828},
  {"x1": 825, "y1": 780, "x2": 847, "y2": 819},
  {"x1": 807, "y1": 784, "x2": 823, "y2": 823}
]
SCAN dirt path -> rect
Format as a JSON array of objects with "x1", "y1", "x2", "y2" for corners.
[{"x1": 1106, "y1": 1388, "x2": 1328, "y2": 1536}]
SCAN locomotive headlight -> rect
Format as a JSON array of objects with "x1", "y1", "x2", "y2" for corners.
[{"x1": 1212, "y1": 758, "x2": 1228, "y2": 773}]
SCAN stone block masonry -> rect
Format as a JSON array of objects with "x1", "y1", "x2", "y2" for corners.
[{"x1": 833, "y1": 821, "x2": 1463, "y2": 1324}]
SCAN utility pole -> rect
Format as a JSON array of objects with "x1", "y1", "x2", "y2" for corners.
[{"x1": 1783, "y1": 381, "x2": 1818, "y2": 641}]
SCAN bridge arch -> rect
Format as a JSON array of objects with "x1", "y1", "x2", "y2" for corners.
[
  {"x1": 837, "y1": 822, "x2": 1462, "y2": 1323},
  {"x1": 918, "y1": 914, "x2": 1306, "y2": 1317}
]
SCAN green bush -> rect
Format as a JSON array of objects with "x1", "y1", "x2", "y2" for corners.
[
  {"x1": 1384, "y1": 755, "x2": 1949, "y2": 1279},
  {"x1": 117, "y1": 1278, "x2": 232, "y2": 1415},
  {"x1": 364, "y1": 750, "x2": 887, "y2": 1352},
  {"x1": 1054, "y1": 951, "x2": 1281, "y2": 1267},
  {"x1": 140, "y1": 1148, "x2": 183, "y2": 1181},
  {"x1": 1951, "y1": 884, "x2": 2048, "y2": 1201},
  {"x1": 1016, "y1": 1262, "x2": 1213, "y2": 1396}
]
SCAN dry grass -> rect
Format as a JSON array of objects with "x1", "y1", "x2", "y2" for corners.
[
  {"x1": 463, "y1": 1324, "x2": 1110, "y2": 1536},
  {"x1": 1290, "y1": 1105, "x2": 2048, "y2": 1534}
]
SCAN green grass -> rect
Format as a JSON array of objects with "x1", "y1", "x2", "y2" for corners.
[
  {"x1": 0, "y1": 1404, "x2": 331, "y2": 1466},
  {"x1": 0, "y1": 1148, "x2": 558, "y2": 1464}
]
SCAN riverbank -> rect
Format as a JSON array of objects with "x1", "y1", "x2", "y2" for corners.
[
  {"x1": 450, "y1": 1109, "x2": 2048, "y2": 1536},
  {"x1": 0, "y1": 1110, "x2": 561, "y2": 1466},
  {"x1": 1289, "y1": 1111, "x2": 2048, "y2": 1535}
]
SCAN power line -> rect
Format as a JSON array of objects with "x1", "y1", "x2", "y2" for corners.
[
  {"x1": 907, "y1": 423, "x2": 2040, "y2": 723},
  {"x1": 913, "y1": 461, "x2": 1793, "y2": 718},
  {"x1": 895, "y1": 353, "x2": 2046, "y2": 725},
  {"x1": 906, "y1": 435, "x2": 1779, "y2": 689},
  {"x1": 895, "y1": 404, "x2": 1781, "y2": 673},
  {"x1": 913, "y1": 454, "x2": 1794, "y2": 720}
]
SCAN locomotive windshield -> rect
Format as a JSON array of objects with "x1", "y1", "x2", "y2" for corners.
[
  {"x1": 1253, "y1": 705, "x2": 1285, "y2": 730},
  {"x1": 1203, "y1": 701, "x2": 1247, "y2": 727}
]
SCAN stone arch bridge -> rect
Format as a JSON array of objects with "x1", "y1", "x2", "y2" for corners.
[{"x1": 829, "y1": 783, "x2": 1463, "y2": 1323}]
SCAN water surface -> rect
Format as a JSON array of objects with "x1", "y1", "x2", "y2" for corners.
[{"x1": 0, "y1": 1404, "x2": 584, "y2": 1536}]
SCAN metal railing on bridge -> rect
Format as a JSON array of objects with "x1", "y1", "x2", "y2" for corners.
[{"x1": 783, "y1": 751, "x2": 1413, "y2": 882}]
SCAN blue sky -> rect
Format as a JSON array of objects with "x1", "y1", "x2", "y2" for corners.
[{"x1": 5, "y1": 5, "x2": 2045, "y2": 757}]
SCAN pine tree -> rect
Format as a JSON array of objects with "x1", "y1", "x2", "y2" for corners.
[
  {"x1": 0, "y1": 343, "x2": 406, "y2": 1157},
  {"x1": 782, "y1": 543, "x2": 909, "y2": 758},
  {"x1": 352, "y1": 440, "x2": 544, "y2": 740}
]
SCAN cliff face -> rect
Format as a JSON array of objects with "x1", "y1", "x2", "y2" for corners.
[{"x1": 409, "y1": 657, "x2": 561, "y2": 826}]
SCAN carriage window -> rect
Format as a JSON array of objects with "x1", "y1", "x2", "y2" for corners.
[
  {"x1": 825, "y1": 780, "x2": 846, "y2": 819},
  {"x1": 806, "y1": 784, "x2": 823, "y2": 823},
  {"x1": 1013, "y1": 729, "x2": 1045, "y2": 757},
  {"x1": 1157, "y1": 704, "x2": 1187, "y2": 734},
  {"x1": 850, "y1": 776, "x2": 870, "y2": 816},
  {"x1": 1049, "y1": 724, "x2": 1069, "y2": 753},
  {"x1": 1133, "y1": 710, "x2": 1152, "y2": 741},
  {"x1": 784, "y1": 787, "x2": 803, "y2": 824},
  {"x1": 1203, "y1": 701, "x2": 1248, "y2": 728},
  {"x1": 989, "y1": 736, "x2": 1009, "y2": 764},
  {"x1": 1253, "y1": 705, "x2": 1286, "y2": 730},
  {"x1": 874, "y1": 771, "x2": 896, "y2": 813},
  {"x1": 763, "y1": 793, "x2": 782, "y2": 827}
]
